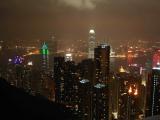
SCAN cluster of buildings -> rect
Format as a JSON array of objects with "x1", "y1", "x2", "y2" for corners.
[{"x1": 0, "y1": 29, "x2": 160, "y2": 120}]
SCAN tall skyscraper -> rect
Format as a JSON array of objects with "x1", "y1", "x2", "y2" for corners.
[
  {"x1": 63, "y1": 61, "x2": 77, "y2": 104},
  {"x1": 78, "y1": 79, "x2": 92, "y2": 120},
  {"x1": 93, "y1": 83, "x2": 108, "y2": 120},
  {"x1": 94, "y1": 44, "x2": 110, "y2": 84},
  {"x1": 145, "y1": 63, "x2": 160, "y2": 117},
  {"x1": 54, "y1": 57, "x2": 65, "y2": 103},
  {"x1": 114, "y1": 71, "x2": 141, "y2": 120},
  {"x1": 40, "y1": 42, "x2": 49, "y2": 71},
  {"x1": 13, "y1": 56, "x2": 24, "y2": 88},
  {"x1": 88, "y1": 29, "x2": 96, "y2": 59},
  {"x1": 93, "y1": 44, "x2": 110, "y2": 120},
  {"x1": 78, "y1": 59, "x2": 95, "y2": 120}
]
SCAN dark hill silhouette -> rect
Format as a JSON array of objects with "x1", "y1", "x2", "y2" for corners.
[{"x1": 0, "y1": 78, "x2": 74, "y2": 120}]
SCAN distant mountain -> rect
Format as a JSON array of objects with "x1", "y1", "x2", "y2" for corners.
[{"x1": 0, "y1": 78, "x2": 74, "y2": 120}]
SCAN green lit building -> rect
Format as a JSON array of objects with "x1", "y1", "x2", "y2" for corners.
[{"x1": 40, "y1": 42, "x2": 49, "y2": 71}]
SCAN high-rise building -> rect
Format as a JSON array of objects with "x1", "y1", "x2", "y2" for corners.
[
  {"x1": 40, "y1": 42, "x2": 49, "y2": 71},
  {"x1": 145, "y1": 51, "x2": 160, "y2": 117},
  {"x1": 88, "y1": 29, "x2": 96, "y2": 59},
  {"x1": 54, "y1": 57, "x2": 65, "y2": 103},
  {"x1": 63, "y1": 61, "x2": 78, "y2": 105},
  {"x1": 94, "y1": 44, "x2": 110, "y2": 84},
  {"x1": 93, "y1": 83, "x2": 108, "y2": 120},
  {"x1": 78, "y1": 59, "x2": 95, "y2": 120},
  {"x1": 54, "y1": 57, "x2": 80, "y2": 118},
  {"x1": 139, "y1": 68, "x2": 149, "y2": 117},
  {"x1": 13, "y1": 56, "x2": 24, "y2": 88},
  {"x1": 23, "y1": 62, "x2": 33, "y2": 92},
  {"x1": 78, "y1": 59, "x2": 95, "y2": 84},
  {"x1": 93, "y1": 44, "x2": 110, "y2": 120},
  {"x1": 110, "y1": 73, "x2": 119, "y2": 120},
  {"x1": 115, "y1": 72, "x2": 141, "y2": 120},
  {"x1": 78, "y1": 79, "x2": 92, "y2": 120},
  {"x1": 145, "y1": 64, "x2": 160, "y2": 117}
]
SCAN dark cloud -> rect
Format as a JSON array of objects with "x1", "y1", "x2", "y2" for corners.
[{"x1": 0, "y1": 0, "x2": 160, "y2": 45}]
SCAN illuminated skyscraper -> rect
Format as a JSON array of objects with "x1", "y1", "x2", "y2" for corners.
[
  {"x1": 93, "y1": 44, "x2": 110, "y2": 120},
  {"x1": 146, "y1": 62, "x2": 160, "y2": 117},
  {"x1": 40, "y1": 42, "x2": 49, "y2": 71},
  {"x1": 78, "y1": 59, "x2": 95, "y2": 120},
  {"x1": 140, "y1": 68, "x2": 149, "y2": 117},
  {"x1": 78, "y1": 79, "x2": 92, "y2": 120},
  {"x1": 114, "y1": 71, "x2": 141, "y2": 120},
  {"x1": 94, "y1": 44, "x2": 110, "y2": 84},
  {"x1": 88, "y1": 29, "x2": 96, "y2": 59},
  {"x1": 93, "y1": 83, "x2": 108, "y2": 120},
  {"x1": 13, "y1": 56, "x2": 24, "y2": 87}
]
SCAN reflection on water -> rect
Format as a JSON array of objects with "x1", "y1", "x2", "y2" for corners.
[{"x1": 110, "y1": 56, "x2": 152, "y2": 72}]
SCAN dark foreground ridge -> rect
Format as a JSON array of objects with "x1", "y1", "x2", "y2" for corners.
[{"x1": 0, "y1": 78, "x2": 74, "y2": 120}]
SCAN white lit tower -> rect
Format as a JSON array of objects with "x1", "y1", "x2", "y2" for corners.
[{"x1": 88, "y1": 29, "x2": 96, "y2": 59}]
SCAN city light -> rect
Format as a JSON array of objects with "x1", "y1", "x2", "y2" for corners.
[
  {"x1": 80, "y1": 79, "x2": 89, "y2": 84},
  {"x1": 112, "y1": 112, "x2": 118, "y2": 119},
  {"x1": 128, "y1": 86, "x2": 132, "y2": 94},
  {"x1": 13, "y1": 56, "x2": 24, "y2": 64},
  {"x1": 66, "y1": 53, "x2": 72, "y2": 57},
  {"x1": 0, "y1": 1, "x2": 160, "y2": 119},
  {"x1": 27, "y1": 61, "x2": 33, "y2": 66},
  {"x1": 41, "y1": 42, "x2": 49, "y2": 55},
  {"x1": 119, "y1": 66, "x2": 126, "y2": 73},
  {"x1": 94, "y1": 83, "x2": 106, "y2": 89},
  {"x1": 89, "y1": 29, "x2": 95, "y2": 34},
  {"x1": 8, "y1": 59, "x2": 12, "y2": 62},
  {"x1": 153, "y1": 67, "x2": 160, "y2": 70},
  {"x1": 134, "y1": 89, "x2": 138, "y2": 96},
  {"x1": 65, "y1": 53, "x2": 72, "y2": 61}
]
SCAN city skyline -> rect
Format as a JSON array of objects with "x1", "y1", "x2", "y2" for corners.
[
  {"x1": 0, "y1": 29, "x2": 160, "y2": 119},
  {"x1": 1, "y1": 1, "x2": 160, "y2": 120}
]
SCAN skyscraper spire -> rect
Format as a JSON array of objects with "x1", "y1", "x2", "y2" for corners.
[{"x1": 88, "y1": 28, "x2": 96, "y2": 59}]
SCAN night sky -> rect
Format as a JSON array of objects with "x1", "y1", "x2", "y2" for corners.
[{"x1": 1, "y1": 0, "x2": 160, "y2": 45}]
